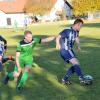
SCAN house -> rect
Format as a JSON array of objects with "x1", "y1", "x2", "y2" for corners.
[
  {"x1": 0, "y1": 0, "x2": 73, "y2": 27},
  {"x1": 39, "y1": 0, "x2": 73, "y2": 22},
  {"x1": 49, "y1": 0, "x2": 73, "y2": 21},
  {"x1": 0, "y1": 0, "x2": 29, "y2": 28},
  {"x1": 88, "y1": 10, "x2": 100, "y2": 19}
]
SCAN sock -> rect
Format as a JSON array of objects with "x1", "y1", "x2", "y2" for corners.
[
  {"x1": 0, "y1": 62, "x2": 3, "y2": 72},
  {"x1": 18, "y1": 72, "x2": 29, "y2": 87},
  {"x1": 73, "y1": 64, "x2": 84, "y2": 79},
  {"x1": 63, "y1": 66, "x2": 75, "y2": 81},
  {"x1": 2, "y1": 57, "x2": 9, "y2": 64},
  {"x1": 8, "y1": 72, "x2": 14, "y2": 79}
]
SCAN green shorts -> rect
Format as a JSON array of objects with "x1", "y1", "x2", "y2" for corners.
[{"x1": 14, "y1": 57, "x2": 33, "y2": 72}]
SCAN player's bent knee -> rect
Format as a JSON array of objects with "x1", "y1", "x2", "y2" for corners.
[
  {"x1": 70, "y1": 58, "x2": 79, "y2": 65},
  {"x1": 25, "y1": 67, "x2": 31, "y2": 72},
  {"x1": 73, "y1": 62, "x2": 79, "y2": 65},
  {"x1": 71, "y1": 61, "x2": 79, "y2": 65}
]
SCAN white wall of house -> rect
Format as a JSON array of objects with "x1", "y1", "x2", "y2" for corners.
[
  {"x1": 64, "y1": 3, "x2": 72, "y2": 18},
  {"x1": 0, "y1": 10, "x2": 7, "y2": 27},
  {"x1": 50, "y1": 0, "x2": 64, "y2": 20},
  {"x1": 0, "y1": 10, "x2": 27, "y2": 28},
  {"x1": 49, "y1": 0, "x2": 72, "y2": 21},
  {"x1": 88, "y1": 10, "x2": 100, "y2": 19}
]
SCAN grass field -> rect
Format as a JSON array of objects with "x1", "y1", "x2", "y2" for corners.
[{"x1": 0, "y1": 20, "x2": 100, "y2": 100}]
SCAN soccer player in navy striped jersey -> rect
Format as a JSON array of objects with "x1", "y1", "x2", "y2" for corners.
[
  {"x1": 56, "y1": 19, "x2": 87, "y2": 85},
  {"x1": 0, "y1": 35, "x2": 14, "y2": 72}
]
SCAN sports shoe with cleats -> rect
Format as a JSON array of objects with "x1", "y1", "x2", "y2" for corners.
[{"x1": 62, "y1": 79, "x2": 72, "y2": 85}]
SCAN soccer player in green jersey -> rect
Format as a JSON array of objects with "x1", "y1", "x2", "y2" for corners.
[{"x1": 3, "y1": 30, "x2": 55, "y2": 92}]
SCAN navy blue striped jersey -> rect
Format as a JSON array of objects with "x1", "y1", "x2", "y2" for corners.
[
  {"x1": 59, "y1": 27, "x2": 78, "y2": 50},
  {"x1": 0, "y1": 35, "x2": 7, "y2": 50}
]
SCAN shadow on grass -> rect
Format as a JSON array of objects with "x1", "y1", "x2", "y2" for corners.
[
  {"x1": 10, "y1": 34, "x2": 100, "y2": 78},
  {"x1": 0, "y1": 35, "x2": 100, "y2": 100}
]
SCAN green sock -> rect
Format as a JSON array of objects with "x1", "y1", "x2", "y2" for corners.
[
  {"x1": 8, "y1": 72, "x2": 14, "y2": 79},
  {"x1": 18, "y1": 72, "x2": 29, "y2": 87}
]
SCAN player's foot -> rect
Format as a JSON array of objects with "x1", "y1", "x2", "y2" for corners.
[
  {"x1": 80, "y1": 79, "x2": 92, "y2": 85},
  {"x1": 61, "y1": 79, "x2": 72, "y2": 85},
  {"x1": 3, "y1": 75, "x2": 9, "y2": 84},
  {"x1": 16, "y1": 86, "x2": 23, "y2": 93},
  {"x1": 8, "y1": 56, "x2": 15, "y2": 61},
  {"x1": 79, "y1": 76, "x2": 88, "y2": 85}
]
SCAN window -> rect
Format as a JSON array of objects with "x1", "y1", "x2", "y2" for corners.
[{"x1": 7, "y1": 18, "x2": 11, "y2": 25}]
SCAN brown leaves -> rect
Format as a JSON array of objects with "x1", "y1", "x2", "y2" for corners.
[
  {"x1": 72, "y1": 0, "x2": 100, "y2": 16},
  {"x1": 24, "y1": 0, "x2": 56, "y2": 15}
]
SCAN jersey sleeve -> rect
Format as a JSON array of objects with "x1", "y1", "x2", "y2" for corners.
[
  {"x1": 34, "y1": 37, "x2": 41, "y2": 44},
  {"x1": 16, "y1": 43, "x2": 21, "y2": 52},
  {"x1": 59, "y1": 29, "x2": 67, "y2": 38}
]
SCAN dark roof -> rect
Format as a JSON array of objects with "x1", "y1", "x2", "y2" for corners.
[{"x1": 64, "y1": 0, "x2": 73, "y2": 9}]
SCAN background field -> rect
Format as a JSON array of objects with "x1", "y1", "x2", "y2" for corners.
[{"x1": 0, "y1": 20, "x2": 100, "y2": 100}]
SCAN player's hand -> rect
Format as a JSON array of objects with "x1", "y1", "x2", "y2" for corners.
[
  {"x1": 14, "y1": 72, "x2": 20, "y2": 78},
  {"x1": 56, "y1": 44, "x2": 61, "y2": 50},
  {"x1": 4, "y1": 49, "x2": 7, "y2": 54},
  {"x1": 77, "y1": 47, "x2": 82, "y2": 52}
]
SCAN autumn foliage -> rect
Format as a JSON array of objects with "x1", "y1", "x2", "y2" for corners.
[
  {"x1": 24, "y1": 0, "x2": 56, "y2": 15},
  {"x1": 72, "y1": 0, "x2": 100, "y2": 15}
]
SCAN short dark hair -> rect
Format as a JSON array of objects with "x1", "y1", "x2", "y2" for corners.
[
  {"x1": 24, "y1": 30, "x2": 32, "y2": 36},
  {"x1": 73, "y1": 19, "x2": 84, "y2": 25}
]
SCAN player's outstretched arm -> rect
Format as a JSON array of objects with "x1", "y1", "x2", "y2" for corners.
[
  {"x1": 41, "y1": 36, "x2": 56, "y2": 43},
  {"x1": 56, "y1": 35, "x2": 61, "y2": 50},
  {"x1": 75, "y1": 37, "x2": 81, "y2": 52},
  {"x1": 16, "y1": 52, "x2": 22, "y2": 73}
]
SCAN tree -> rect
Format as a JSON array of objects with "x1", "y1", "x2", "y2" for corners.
[
  {"x1": 24, "y1": 0, "x2": 56, "y2": 15},
  {"x1": 72, "y1": 0, "x2": 100, "y2": 16}
]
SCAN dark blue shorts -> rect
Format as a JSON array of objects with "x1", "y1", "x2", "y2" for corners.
[{"x1": 60, "y1": 49, "x2": 76, "y2": 63}]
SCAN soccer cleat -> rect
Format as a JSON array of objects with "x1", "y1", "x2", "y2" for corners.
[
  {"x1": 61, "y1": 79, "x2": 72, "y2": 85},
  {"x1": 8, "y1": 56, "x2": 15, "y2": 61},
  {"x1": 3, "y1": 75, "x2": 10, "y2": 84},
  {"x1": 80, "y1": 79, "x2": 92, "y2": 85},
  {"x1": 16, "y1": 86, "x2": 23, "y2": 93},
  {"x1": 79, "y1": 76, "x2": 92, "y2": 85},
  {"x1": 16, "y1": 80, "x2": 23, "y2": 93}
]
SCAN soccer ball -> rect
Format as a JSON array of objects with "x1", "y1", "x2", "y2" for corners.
[{"x1": 83, "y1": 75, "x2": 93, "y2": 85}]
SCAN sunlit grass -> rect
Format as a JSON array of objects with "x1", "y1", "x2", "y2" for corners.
[{"x1": 0, "y1": 20, "x2": 100, "y2": 100}]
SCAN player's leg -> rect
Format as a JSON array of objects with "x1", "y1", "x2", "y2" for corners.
[
  {"x1": 60, "y1": 49, "x2": 75, "y2": 84},
  {"x1": 69, "y1": 58, "x2": 88, "y2": 84},
  {"x1": 69, "y1": 58, "x2": 84, "y2": 78},
  {"x1": 17, "y1": 66, "x2": 30, "y2": 87},
  {"x1": 3, "y1": 66, "x2": 20, "y2": 84},
  {"x1": 3, "y1": 59, "x2": 24, "y2": 84},
  {"x1": 16, "y1": 65, "x2": 31, "y2": 92},
  {"x1": 2, "y1": 56, "x2": 15, "y2": 63},
  {"x1": 62, "y1": 65, "x2": 75, "y2": 84},
  {"x1": 16, "y1": 59, "x2": 33, "y2": 92}
]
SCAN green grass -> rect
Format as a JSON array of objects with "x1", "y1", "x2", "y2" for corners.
[{"x1": 0, "y1": 20, "x2": 100, "y2": 100}]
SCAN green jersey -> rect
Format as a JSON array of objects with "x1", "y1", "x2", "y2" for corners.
[{"x1": 16, "y1": 37, "x2": 41, "y2": 59}]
